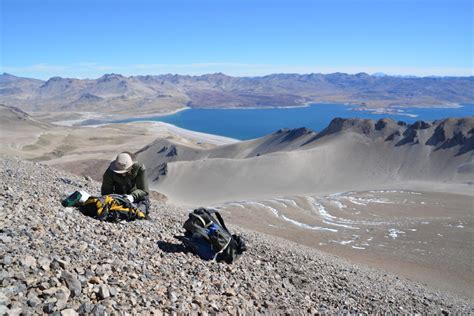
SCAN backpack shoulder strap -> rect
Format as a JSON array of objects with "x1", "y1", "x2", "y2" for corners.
[
  {"x1": 189, "y1": 212, "x2": 207, "y2": 227},
  {"x1": 212, "y1": 211, "x2": 230, "y2": 234},
  {"x1": 203, "y1": 208, "x2": 230, "y2": 233}
]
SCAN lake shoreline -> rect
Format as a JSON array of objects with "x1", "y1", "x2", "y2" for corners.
[
  {"x1": 48, "y1": 102, "x2": 473, "y2": 140},
  {"x1": 74, "y1": 102, "x2": 469, "y2": 126}
]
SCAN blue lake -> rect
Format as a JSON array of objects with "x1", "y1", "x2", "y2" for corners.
[{"x1": 113, "y1": 103, "x2": 474, "y2": 140}]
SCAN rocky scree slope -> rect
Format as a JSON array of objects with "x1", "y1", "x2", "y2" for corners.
[{"x1": 1, "y1": 156, "x2": 473, "y2": 315}]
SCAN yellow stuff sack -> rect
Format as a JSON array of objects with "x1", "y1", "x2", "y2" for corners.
[{"x1": 80, "y1": 195, "x2": 146, "y2": 222}]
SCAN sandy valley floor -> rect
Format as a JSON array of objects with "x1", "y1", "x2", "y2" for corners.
[{"x1": 214, "y1": 190, "x2": 473, "y2": 298}]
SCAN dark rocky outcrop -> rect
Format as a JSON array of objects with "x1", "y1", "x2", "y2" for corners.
[{"x1": 280, "y1": 127, "x2": 314, "y2": 143}]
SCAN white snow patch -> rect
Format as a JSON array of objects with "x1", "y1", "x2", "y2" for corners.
[
  {"x1": 346, "y1": 197, "x2": 367, "y2": 206},
  {"x1": 368, "y1": 190, "x2": 421, "y2": 195},
  {"x1": 281, "y1": 215, "x2": 338, "y2": 232},
  {"x1": 332, "y1": 200, "x2": 347, "y2": 209},
  {"x1": 322, "y1": 220, "x2": 359, "y2": 229},
  {"x1": 248, "y1": 201, "x2": 337, "y2": 232},
  {"x1": 369, "y1": 190, "x2": 398, "y2": 194},
  {"x1": 227, "y1": 203, "x2": 245, "y2": 208},
  {"x1": 388, "y1": 229, "x2": 405, "y2": 239},
  {"x1": 274, "y1": 198, "x2": 298, "y2": 207},
  {"x1": 313, "y1": 200, "x2": 359, "y2": 229},
  {"x1": 309, "y1": 197, "x2": 387, "y2": 228},
  {"x1": 332, "y1": 240, "x2": 354, "y2": 245}
]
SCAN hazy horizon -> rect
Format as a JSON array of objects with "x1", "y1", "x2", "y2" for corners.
[{"x1": 3, "y1": 70, "x2": 473, "y2": 81}]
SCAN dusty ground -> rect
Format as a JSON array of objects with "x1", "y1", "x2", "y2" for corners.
[{"x1": 214, "y1": 190, "x2": 474, "y2": 299}]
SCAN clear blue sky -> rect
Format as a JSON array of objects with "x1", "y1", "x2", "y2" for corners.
[{"x1": 1, "y1": 0, "x2": 472, "y2": 79}]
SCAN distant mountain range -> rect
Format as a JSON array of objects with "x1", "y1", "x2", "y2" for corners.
[{"x1": 1, "y1": 72, "x2": 473, "y2": 116}]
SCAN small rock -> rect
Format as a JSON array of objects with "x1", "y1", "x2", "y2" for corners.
[
  {"x1": 7, "y1": 307, "x2": 22, "y2": 316},
  {"x1": 207, "y1": 294, "x2": 219, "y2": 301},
  {"x1": 89, "y1": 276, "x2": 101, "y2": 284},
  {"x1": 98, "y1": 285, "x2": 110, "y2": 300},
  {"x1": 41, "y1": 287, "x2": 58, "y2": 297},
  {"x1": 61, "y1": 271, "x2": 82, "y2": 298},
  {"x1": 77, "y1": 303, "x2": 93, "y2": 314},
  {"x1": 61, "y1": 309, "x2": 78, "y2": 316},
  {"x1": 224, "y1": 288, "x2": 236, "y2": 296},
  {"x1": 0, "y1": 306, "x2": 8, "y2": 316},
  {"x1": 53, "y1": 258, "x2": 69, "y2": 269},
  {"x1": 38, "y1": 257, "x2": 51, "y2": 271},
  {"x1": 2, "y1": 255, "x2": 12, "y2": 265},
  {"x1": 0, "y1": 292, "x2": 9, "y2": 305},
  {"x1": 167, "y1": 290, "x2": 178, "y2": 302},
  {"x1": 21, "y1": 255, "x2": 37, "y2": 268},
  {"x1": 79, "y1": 243, "x2": 88, "y2": 252},
  {"x1": 55, "y1": 287, "x2": 71, "y2": 310},
  {"x1": 0, "y1": 235, "x2": 12, "y2": 243},
  {"x1": 25, "y1": 276, "x2": 37, "y2": 287},
  {"x1": 38, "y1": 282, "x2": 49, "y2": 291},
  {"x1": 27, "y1": 295, "x2": 42, "y2": 307},
  {"x1": 91, "y1": 304, "x2": 106, "y2": 316},
  {"x1": 109, "y1": 287, "x2": 117, "y2": 297},
  {"x1": 75, "y1": 266, "x2": 85, "y2": 275},
  {"x1": 43, "y1": 302, "x2": 56, "y2": 314}
]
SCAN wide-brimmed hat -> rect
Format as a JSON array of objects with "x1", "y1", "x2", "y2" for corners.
[{"x1": 111, "y1": 152, "x2": 134, "y2": 173}]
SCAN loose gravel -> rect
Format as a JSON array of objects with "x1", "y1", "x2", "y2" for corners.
[{"x1": 1, "y1": 156, "x2": 472, "y2": 315}]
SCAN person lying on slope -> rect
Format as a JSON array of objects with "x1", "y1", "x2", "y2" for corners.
[{"x1": 101, "y1": 151, "x2": 150, "y2": 216}]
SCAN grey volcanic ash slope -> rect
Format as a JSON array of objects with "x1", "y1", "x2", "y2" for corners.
[
  {"x1": 1, "y1": 157, "x2": 473, "y2": 314},
  {"x1": 137, "y1": 117, "x2": 474, "y2": 205}
]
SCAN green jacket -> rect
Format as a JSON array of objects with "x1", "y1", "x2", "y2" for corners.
[{"x1": 101, "y1": 162, "x2": 149, "y2": 200}]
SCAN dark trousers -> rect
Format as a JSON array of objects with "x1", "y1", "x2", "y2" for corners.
[{"x1": 134, "y1": 196, "x2": 151, "y2": 215}]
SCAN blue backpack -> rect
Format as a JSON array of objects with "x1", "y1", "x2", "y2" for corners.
[{"x1": 182, "y1": 208, "x2": 247, "y2": 263}]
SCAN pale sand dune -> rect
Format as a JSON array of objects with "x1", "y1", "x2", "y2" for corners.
[{"x1": 152, "y1": 131, "x2": 473, "y2": 206}]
